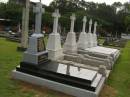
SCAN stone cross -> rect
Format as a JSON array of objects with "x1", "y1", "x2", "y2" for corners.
[
  {"x1": 52, "y1": 9, "x2": 61, "y2": 33},
  {"x1": 33, "y1": 2, "x2": 45, "y2": 34},
  {"x1": 93, "y1": 22, "x2": 97, "y2": 34},
  {"x1": 82, "y1": 16, "x2": 87, "y2": 32},
  {"x1": 70, "y1": 13, "x2": 76, "y2": 32},
  {"x1": 88, "y1": 19, "x2": 92, "y2": 33}
]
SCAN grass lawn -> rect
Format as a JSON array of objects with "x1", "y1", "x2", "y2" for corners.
[{"x1": 0, "y1": 37, "x2": 130, "y2": 97}]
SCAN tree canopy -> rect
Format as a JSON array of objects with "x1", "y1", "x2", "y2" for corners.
[{"x1": 0, "y1": 0, "x2": 130, "y2": 34}]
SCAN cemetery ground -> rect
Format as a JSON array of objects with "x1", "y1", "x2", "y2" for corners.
[{"x1": 0, "y1": 37, "x2": 130, "y2": 97}]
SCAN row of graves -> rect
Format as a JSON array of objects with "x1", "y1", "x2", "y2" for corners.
[
  {"x1": 6, "y1": 32, "x2": 21, "y2": 42},
  {"x1": 12, "y1": 2, "x2": 120, "y2": 97},
  {"x1": 103, "y1": 35, "x2": 127, "y2": 48}
]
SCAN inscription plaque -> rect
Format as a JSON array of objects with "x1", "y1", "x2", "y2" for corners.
[
  {"x1": 37, "y1": 37, "x2": 46, "y2": 52},
  {"x1": 38, "y1": 52, "x2": 48, "y2": 64}
]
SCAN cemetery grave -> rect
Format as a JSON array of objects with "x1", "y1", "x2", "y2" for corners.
[{"x1": 11, "y1": 2, "x2": 121, "y2": 97}]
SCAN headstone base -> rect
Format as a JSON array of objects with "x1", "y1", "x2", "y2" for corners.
[
  {"x1": 48, "y1": 49, "x2": 63, "y2": 60},
  {"x1": 47, "y1": 33, "x2": 63, "y2": 60},
  {"x1": 93, "y1": 34, "x2": 98, "y2": 47},
  {"x1": 63, "y1": 32, "x2": 77, "y2": 53},
  {"x1": 87, "y1": 33, "x2": 93, "y2": 48},
  {"x1": 22, "y1": 33, "x2": 47, "y2": 65},
  {"x1": 78, "y1": 32, "x2": 88, "y2": 49},
  {"x1": 23, "y1": 51, "x2": 49, "y2": 65}
]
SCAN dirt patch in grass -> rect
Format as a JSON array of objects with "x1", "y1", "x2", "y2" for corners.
[
  {"x1": 99, "y1": 85, "x2": 117, "y2": 97},
  {"x1": 19, "y1": 81, "x2": 73, "y2": 97}
]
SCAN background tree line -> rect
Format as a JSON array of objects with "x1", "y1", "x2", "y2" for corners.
[{"x1": 0, "y1": 0, "x2": 130, "y2": 36}]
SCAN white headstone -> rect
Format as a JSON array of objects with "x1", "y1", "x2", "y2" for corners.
[
  {"x1": 87, "y1": 19, "x2": 93, "y2": 48},
  {"x1": 23, "y1": 2, "x2": 47, "y2": 65},
  {"x1": 77, "y1": 16, "x2": 88, "y2": 49},
  {"x1": 52, "y1": 9, "x2": 60, "y2": 33},
  {"x1": 63, "y1": 13, "x2": 77, "y2": 53},
  {"x1": 47, "y1": 9, "x2": 63, "y2": 60},
  {"x1": 93, "y1": 21, "x2": 98, "y2": 47}
]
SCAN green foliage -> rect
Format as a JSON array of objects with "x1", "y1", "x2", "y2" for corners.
[
  {"x1": 49, "y1": 0, "x2": 127, "y2": 33},
  {"x1": 124, "y1": 16, "x2": 130, "y2": 26},
  {"x1": 0, "y1": 2, "x2": 22, "y2": 25}
]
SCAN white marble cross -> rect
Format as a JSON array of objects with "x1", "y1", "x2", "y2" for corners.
[
  {"x1": 33, "y1": 2, "x2": 45, "y2": 34},
  {"x1": 70, "y1": 13, "x2": 76, "y2": 32},
  {"x1": 88, "y1": 19, "x2": 92, "y2": 33},
  {"x1": 52, "y1": 9, "x2": 61, "y2": 33},
  {"x1": 82, "y1": 16, "x2": 87, "y2": 32},
  {"x1": 93, "y1": 21, "x2": 97, "y2": 34}
]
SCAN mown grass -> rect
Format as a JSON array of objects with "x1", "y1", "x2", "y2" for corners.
[
  {"x1": 0, "y1": 38, "x2": 36, "y2": 97},
  {"x1": 0, "y1": 37, "x2": 130, "y2": 97},
  {"x1": 106, "y1": 41, "x2": 130, "y2": 97}
]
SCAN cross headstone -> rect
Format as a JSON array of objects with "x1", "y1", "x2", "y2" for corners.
[
  {"x1": 93, "y1": 21, "x2": 98, "y2": 47},
  {"x1": 52, "y1": 9, "x2": 61, "y2": 33},
  {"x1": 63, "y1": 13, "x2": 77, "y2": 53},
  {"x1": 87, "y1": 19, "x2": 93, "y2": 47},
  {"x1": 82, "y1": 16, "x2": 87, "y2": 32},
  {"x1": 77, "y1": 16, "x2": 88, "y2": 49},
  {"x1": 70, "y1": 13, "x2": 76, "y2": 32},
  {"x1": 88, "y1": 19, "x2": 92, "y2": 33},
  {"x1": 22, "y1": 2, "x2": 48, "y2": 65},
  {"x1": 47, "y1": 9, "x2": 63, "y2": 60},
  {"x1": 93, "y1": 22, "x2": 97, "y2": 34},
  {"x1": 33, "y1": 2, "x2": 45, "y2": 34}
]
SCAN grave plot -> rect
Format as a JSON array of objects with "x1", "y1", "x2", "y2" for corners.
[{"x1": 13, "y1": 62, "x2": 105, "y2": 97}]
